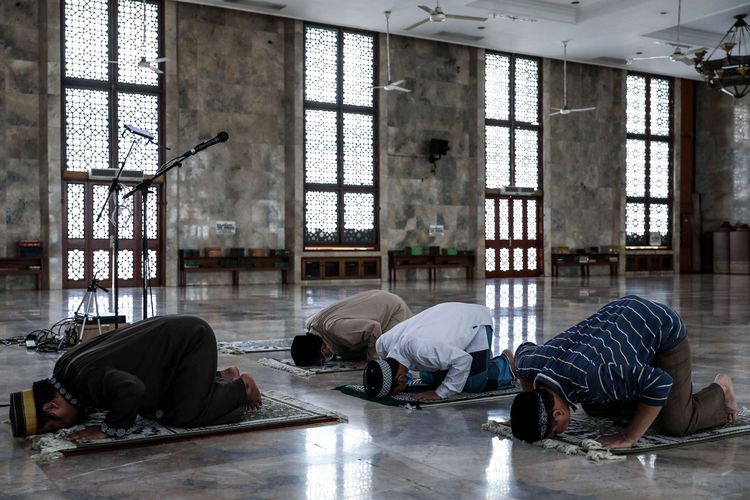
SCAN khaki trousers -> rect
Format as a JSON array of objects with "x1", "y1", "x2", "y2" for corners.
[
  {"x1": 583, "y1": 336, "x2": 728, "y2": 436},
  {"x1": 653, "y1": 335, "x2": 728, "y2": 436}
]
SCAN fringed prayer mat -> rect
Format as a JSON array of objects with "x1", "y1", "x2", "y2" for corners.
[
  {"x1": 217, "y1": 338, "x2": 293, "y2": 354},
  {"x1": 29, "y1": 391, "x2": 346, "y2": 460},
  {"x1": 482, "y1": 406, "x2": 750, "y2": 461},
  {"x1": 257, "y1": 357, "x2": 362, "y2": 377},
  {"x1": 335, "y1": 383, "x2": 520, "y2": 408}
]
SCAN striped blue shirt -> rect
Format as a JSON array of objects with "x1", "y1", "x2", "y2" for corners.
[{"x1": 515, "y1": 296, "x2": 685, "y2": 408}]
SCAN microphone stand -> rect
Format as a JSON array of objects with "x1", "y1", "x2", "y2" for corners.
[
  {"x1": 124, "y1": 144, "x2": 205, "y2": 320},
  {"x1": 95, "y1": 135, "x2": 138, "y2": 324}
]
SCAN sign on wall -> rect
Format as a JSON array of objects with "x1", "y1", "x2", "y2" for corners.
[
  {"x1": 216, "y1": 221, "x2": 236, "y2": 235},
  {"x1": 429, "y1": 224, "x2": 444, "y2": 236}
]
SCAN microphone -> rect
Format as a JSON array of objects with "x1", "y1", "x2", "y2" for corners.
[
  {"x1": 124, "y1": 123, "x2": 155, "y2": 141},
  {"x1": 189, "y1": 131, "x2": 229, "y2": 155}
]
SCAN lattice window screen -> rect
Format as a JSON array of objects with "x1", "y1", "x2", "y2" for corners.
[
  {"x1": 625, "y1": 73, "x2": 673, "y2": 247},
  {"x1": 303, "y1": 24, "x2": 377, "y2": 248}
]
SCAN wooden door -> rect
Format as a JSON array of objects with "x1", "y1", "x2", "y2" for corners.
[{"x1": 485, "y1": 194, "x2": 542, "y2": 277}]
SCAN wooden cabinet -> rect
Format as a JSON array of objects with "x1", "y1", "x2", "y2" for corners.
[
  {"x1": 302, "y1": 257, "x2": 380, "y2": 280},
  {"x1": 625, "y1": 253, "x2": 674, "y2": 272}
]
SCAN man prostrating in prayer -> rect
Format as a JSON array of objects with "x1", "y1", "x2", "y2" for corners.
[
  {"x1": 509, "y1": 295, "x2": 739, "y2": 449},
  {"x1": 363, "y1": 302, "x2": 515, "y2": 401},
  {"x1": 9, "y1": 315, "x2": 262, "y2": 440}
]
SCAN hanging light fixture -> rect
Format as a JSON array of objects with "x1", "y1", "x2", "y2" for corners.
[{"x1": 694, "y1": 14, "x2": 750, "y2": 98}]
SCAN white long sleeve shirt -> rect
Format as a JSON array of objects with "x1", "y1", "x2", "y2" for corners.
[{"x1": 375, "y1": 302, "x2": 493, "y2": 398}]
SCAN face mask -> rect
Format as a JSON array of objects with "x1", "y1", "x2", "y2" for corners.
[
  {"x1": 322, "y1": 351, "x2": 335, "y2": 363},
  {"x1": 406, "y1": 372, "x2": 414, "y2": 385}
]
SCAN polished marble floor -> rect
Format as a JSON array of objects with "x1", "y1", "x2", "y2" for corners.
[{"x1": 2, "y1": 274, "x2": 750, "y2": 499}]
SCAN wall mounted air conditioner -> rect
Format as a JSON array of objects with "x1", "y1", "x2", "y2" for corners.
[
  {"x1": 88, "y1": 168, "x2": 144, "y2": 182},
  {"x1": 499, "y1": 186, "x2": 536, "y2": 195}
]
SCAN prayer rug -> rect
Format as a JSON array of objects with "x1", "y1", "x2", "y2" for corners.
[
  {"x1": 482, "y1": 406, "x2": 750, "y2": 461},
  {"x1": 217, "y1": 338, "x2": 293, "y2": 354},
  {"x1": 335, "y1": 383, "x2": 520, "y2": 408},
  {"x1": 29, "y1": 391, "x2": 346, "y2": 460},
  {"x1": 257, "y1": 357, "x2": 362, "y2": 377}
]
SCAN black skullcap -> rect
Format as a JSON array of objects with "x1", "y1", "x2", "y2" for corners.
[
  {"x1": 291, "y1": 334, "x2": 323, "y2": 366},
  {"x1": 363, "y1": 358, "x2": 400, "y2": 398},
  {"x1": 510, "y1": 389, "x2": 554, "y2": 442}
]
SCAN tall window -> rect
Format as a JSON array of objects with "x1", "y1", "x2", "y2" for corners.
[
  {"x1": 625, "y1": 74, "x2": 673, "y2": 247},
  {"x1": 484, "y1": 52, "x2": 542, "y2": 277},
  {"x1": 303, "y1": 24, "x2": 378, "y2": 250},
  {"x1": 62, "y1": 0, "x2": 164, "y2": 289}
]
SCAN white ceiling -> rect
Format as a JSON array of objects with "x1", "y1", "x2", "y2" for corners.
[{"x1": 178, "y1": 0, "x2": 750, "y2": 81}]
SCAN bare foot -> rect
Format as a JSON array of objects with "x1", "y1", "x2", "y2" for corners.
[
  {"x1": 241, "y1": 372, "x2": 263, "y2": 411},
  {"x1": 503, "y1": 349, "x2": 517, "y2": 377},
  {"x1": 715, "y1": 373, "x2": 739, "y2": 423},
  {"x1": 219, "y1": 366, "x2": 240, "y2": 381}
]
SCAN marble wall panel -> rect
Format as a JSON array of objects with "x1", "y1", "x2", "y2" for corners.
[
  {"x1": 695, "y1": 87, "x2": 750, "y2": 231},
  {"x1": 0, "y1": 0, "x2": 43, "y2": 289},
  {"x1": 171, "y1": 4, "x2": 288, "y2": 278},
  {"x1": 379, "y1": 36, "x2": 479, "y2": 260},
  {"x1": 543, "y1": 59, "x2": 626, "y2": 267}
]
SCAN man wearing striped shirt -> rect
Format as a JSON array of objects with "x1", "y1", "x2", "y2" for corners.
[{"x1": 509, "y1": 295, "x2": 738, "y2": 449}]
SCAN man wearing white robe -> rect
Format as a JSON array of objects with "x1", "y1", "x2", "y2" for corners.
[{"x1": 364, "y1": 302, "x2": 515, "y2": 401}]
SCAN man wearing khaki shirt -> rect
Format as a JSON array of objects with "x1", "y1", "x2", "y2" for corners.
[{"x1": 291, "y1": 290, "x2": 413, "y2": 368}]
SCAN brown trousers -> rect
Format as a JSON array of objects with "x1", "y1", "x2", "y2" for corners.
[
  {"x1": 583, "y1": 336, "x2": 727, "y2": 436},
  {"x1": 653, "y1": 335, "x2": 727, "y2": 436}
]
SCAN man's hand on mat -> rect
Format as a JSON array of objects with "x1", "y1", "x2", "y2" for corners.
[
  {"x1": 411, "y1": 391, "x2": 441, "y2": 402},
  {"x1": 597, "y1": 432, "x2": 636, "y2": 449},
  {"x1": 68, "y1": 426, "x2": 107, "y2": 442}
]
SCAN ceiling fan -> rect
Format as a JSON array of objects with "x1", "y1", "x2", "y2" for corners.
[
  {"x1": 109, "y1": 0, "x2": 167, "y2": 74},
  {"x1": 374, "y1": 11, "x2": 411, "y2": 93},
  {"x1": 405, "y1": 1, "x2": 487, "y2": 31},
  {"x1": 627, "y1": 0, "x2": 704, "y2": 66},
  {"x1": 550, "y1": 41, "x2": 596, "y2": 117},
  {"x1": 138, "y1": 0, "x2": 167, "y2": 74}
]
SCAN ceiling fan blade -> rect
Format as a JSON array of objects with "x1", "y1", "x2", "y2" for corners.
[
  {"x1": 148, "y1": 66, "x2": 164, "y2": 74},
  {"x1": 150, "y1": 57, "x2": 168, "y2": 64},
  {"x1": 390, "y1": 80, "x2": 406, "y2": 86},
  {"x1": 568, "y1": 107, "x2": 596, "y2": 112},
  {"x1": 418, "y1": 5, "x2": 433, "y2": 14},
  {"x1": 445, "y1": 14, "x2": 487, "y2": 22},
  {"x1": 392, "y1": 86, "x2": 412, "y2": 93},
  {"x1": 405, "y1": 17, "x2": 430, "y2": 31},
  {"x1": 655, "y1": 40, "x2": 692, "y2": 49},
  {"x1": 550, "y1": 111, "x2": 563, "y2": 116},
  {"x1": 630, "y1": 55, "x2": 670, "y2": 61}
]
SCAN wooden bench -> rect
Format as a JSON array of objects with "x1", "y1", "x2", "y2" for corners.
[
  {"x1": 552, "y1": 253, "x2": 619, "y2": 277},
  {"x1": 0, "y1": 257, "x2": 43, "y2": 289},
  {"x1": 179, "y1": 255, "x2": 290, "y2": 286},
  {"x1": 388, "y1": 251, "x2": 475, "y2": 282}
]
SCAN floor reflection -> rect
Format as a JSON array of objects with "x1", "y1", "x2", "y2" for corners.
[
  {"x1": 304, "y1": 427, "x2": 373, "y2": 500},
  {"x1": 486, "y1": 281, "x2": 538, "y2": 354},
  {"x1": 485, "y1": 436, "x2": 512, "y2": 500}
]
